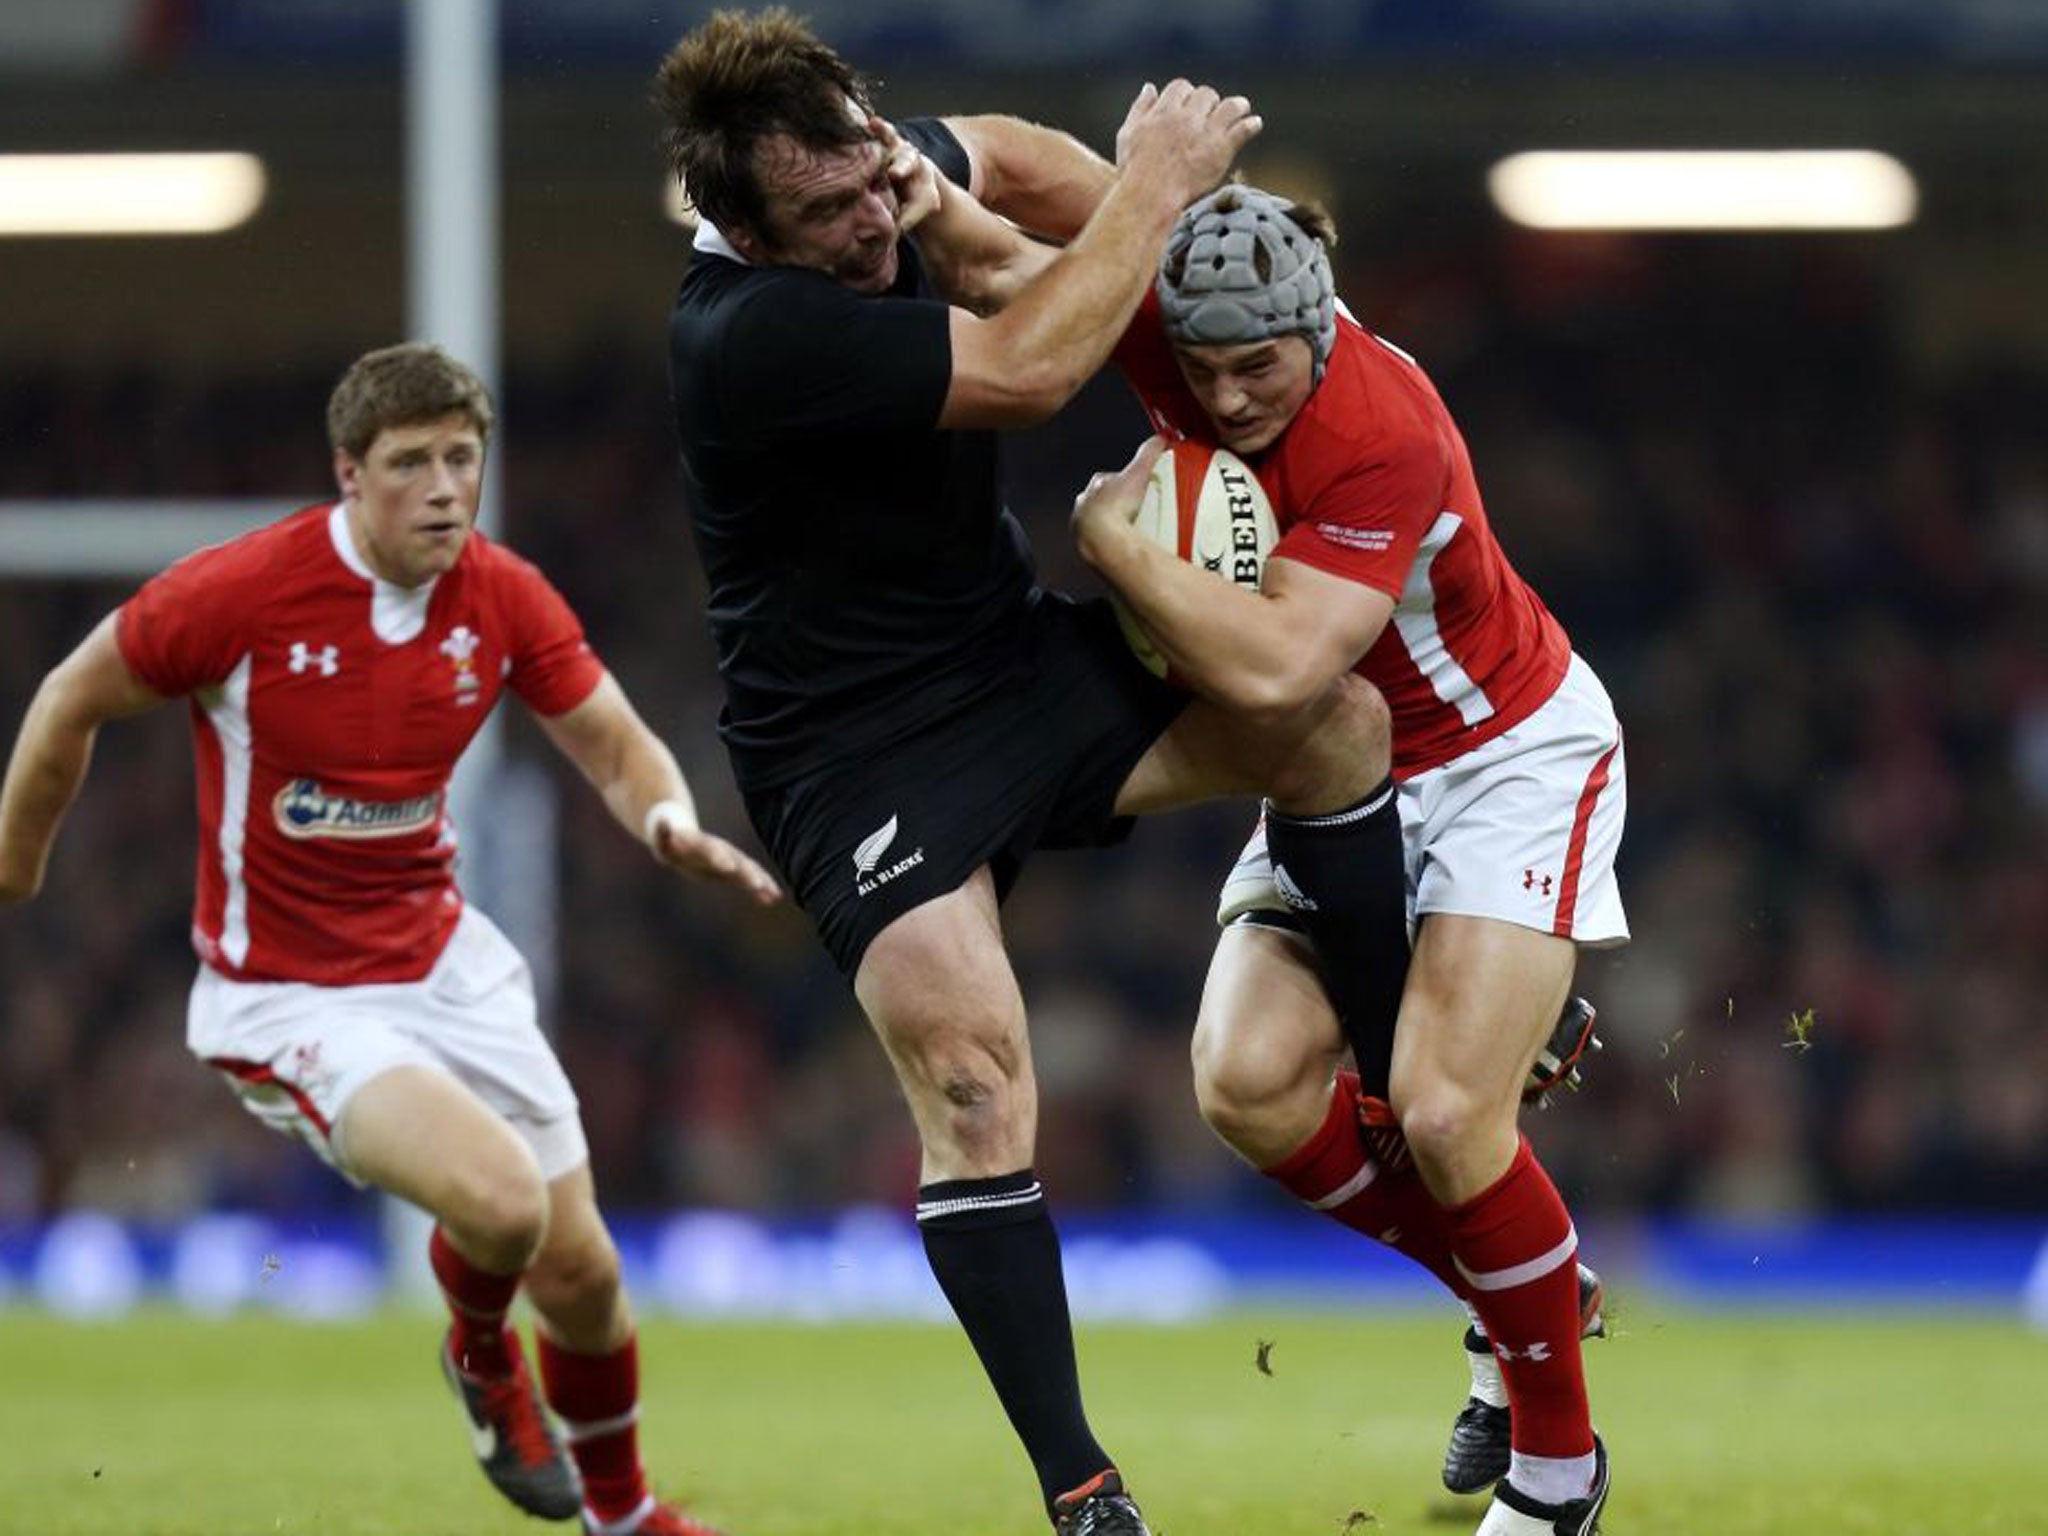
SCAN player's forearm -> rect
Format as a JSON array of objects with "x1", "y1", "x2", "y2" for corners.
[
  {"x1": 0, "y1": 683, "x2": 101, "y2": 902},
  {"x1": 575, "y1": 717, "x2": 694, "y2": 850},
  {"x1": 915, "y1": 173, "x2": 1058, "y2": 317},
  {"x1": 945, "y1": 114, "x2": 1115, "y2": 240},
  {"x1": 965, "y1": 167, "x2": 1186, "y2": 412},
  {"x1": 604, "y1": 735, "x2": 698, "y2": 851},
  {"x1": 944, "y1": 84, "x2": 1255, "y2": 425},
  {"x1": 541, "y1": 675, "x2": 697, "y2": 851},
  {"x1": 1084, "y1": 531, "x2": 1316, "y2": 718}
]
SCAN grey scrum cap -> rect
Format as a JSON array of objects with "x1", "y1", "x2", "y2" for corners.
[{"x1": 1157, "y1": 185, "x2": 1337, "y2": 382}]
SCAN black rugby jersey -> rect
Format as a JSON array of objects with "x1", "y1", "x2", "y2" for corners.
[{"x1": 668, "y1": 119, "x2": 1040, "y2": 791}]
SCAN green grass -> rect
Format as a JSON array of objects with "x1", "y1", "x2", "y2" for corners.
[{"x1": 2, "y1": 1303, "x2": 2042, "y2": 1533}]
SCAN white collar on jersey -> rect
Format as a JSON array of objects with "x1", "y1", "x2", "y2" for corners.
[
  {"x1": 693, "y1": 220, "x2": 751, "y2": 265},
  {"x1": 328, "y1": 501, "x2": 439, "y2": 646}
]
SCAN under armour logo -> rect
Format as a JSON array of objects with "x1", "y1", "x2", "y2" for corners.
[
  {"x1": 1523, "y1": 868, "x2": 1554, "y2": 898},
  {"x1": 288, "y1": 642, "x2": 340, "y2": 676},
  {"x1": 1494, "y1": 1340, "x2": 1553, "y2": 1363},
  {"x1": 1273, "y1": 862, "x2": 1320, "y2": 912}
]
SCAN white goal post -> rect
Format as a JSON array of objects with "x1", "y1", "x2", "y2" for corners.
[{"x1": 0, "y1": 501, "x2": 281, "y2": 577}]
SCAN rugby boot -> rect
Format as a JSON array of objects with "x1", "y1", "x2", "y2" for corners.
[
  {"x1": 1052, "y1": 1470, "x2": 1151, "y2": 1536},
  {"x1": 586, "y1": 1496, "x2": 727, "y2": 1536},
  {"x1": 440, "y1": 1329, "x2": 583, "y2": 1519},
  {"x1": 1473, "y1": 1435, "x2": 1609, "y2": 1535},
  {"x1": 1526, "y1": 996, "x2": 1602, "y2": 1106},
  {"x1": 1443, "y1": 1264, "x2": 1606, "y2": 1495}
]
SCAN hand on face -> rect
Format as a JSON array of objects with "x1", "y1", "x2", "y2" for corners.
[
  {"x1": 870, "y1": 116, "x2": 941, "y2": 235},
  {"x1": 1114, "y1": 78, "x2": 1262, "y2": 206}
]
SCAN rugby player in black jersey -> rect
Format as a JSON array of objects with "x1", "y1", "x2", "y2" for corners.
[{"x1": 655, "y1": 13, "x2": 1414, "y2": 1533}]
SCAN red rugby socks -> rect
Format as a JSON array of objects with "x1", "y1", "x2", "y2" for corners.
[
  {"x1": 538, "y1": 1331, "x2": 650, "y2": 1527},
  {"x1": 1263, "y1": 1070, "x2": 1465, "y2": 1293},
  {"x1": 429, "y1": 1225, "x2": 521, "y2": 1378},
  {"x1": 1445, "y1": 1137, "x2": 1594, "y2": 1461}
]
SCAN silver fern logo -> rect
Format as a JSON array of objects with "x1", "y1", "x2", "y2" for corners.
[
  {"x1": 853, "y1": 814, "x2": 925, "y2": 897},
  {"x1": 853, "y1": 815, "x2": 899, "y2": 876}
]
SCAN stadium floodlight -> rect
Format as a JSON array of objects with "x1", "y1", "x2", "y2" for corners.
[
  {"x1": 0, "y1": 152, "x2": 267, "y2": 236},
  {"x1": 1489, "y1": 150, "x2": 1918, "y2": 231}
]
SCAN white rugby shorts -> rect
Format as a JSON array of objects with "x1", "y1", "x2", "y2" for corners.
[
  {"x1": 186, "y1": 907, "x2": 587, "y2": 1184},
  {"x1": 1220, "y1": 653, "x2": 1629, "y2": 946}
]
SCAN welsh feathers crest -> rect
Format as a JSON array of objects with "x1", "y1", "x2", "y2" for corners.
[
  {"x1": 439, "y1": 625, "x2": 480, "y2": 664},
  {"x1": 440, "y1": 625, "x2": 483, "y2": 702}
]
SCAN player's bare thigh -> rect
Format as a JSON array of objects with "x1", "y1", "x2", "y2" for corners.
[
  {"x1": 1113, "y1": 678, "x2": 1389, "y2": 817},
  {"x1": 339, "y1": 1063, "x2": 547, "y2": 1259},
  {"x1": 1114, "y1": 697, "x2": 1267, "y2": 813},
  {"x1": 1192, "y1": 922, "x2": 1347, "y2": 1167},
  {"x1": 1390, "y1": 912, "x2": 1576, "y2": 1201},
  {"x1": 853, "y1": 864, "x2": 1037, "y2": 1180}
]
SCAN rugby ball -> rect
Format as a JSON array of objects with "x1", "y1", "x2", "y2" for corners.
[{"x1": 1112, "y1": 439, "x2": 1279, "y2": 677}]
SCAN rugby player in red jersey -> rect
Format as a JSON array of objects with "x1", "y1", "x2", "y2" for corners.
[
  {"x1": 0, "y1": 342, "x2": 780, "y2": 1536},
  {"x1": 1072, "y1": 187, "x2": 1625, "y2": 1536}
]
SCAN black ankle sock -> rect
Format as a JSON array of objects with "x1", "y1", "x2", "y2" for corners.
[
  {"x1": 917, "y1": 1171, "x2": 1110, "y2": 1510},
  {"x1": 1264, "y1": 777, "x2": 1412, "y2": 1095}
]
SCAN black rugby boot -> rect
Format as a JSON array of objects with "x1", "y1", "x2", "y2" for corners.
[
  {"x1": 1051, "y1": 1470, "x2": 1151, "y2": 1536},
  {"x1": 1526, "y1": 996, "x2": 1603, "y2": 1106}
]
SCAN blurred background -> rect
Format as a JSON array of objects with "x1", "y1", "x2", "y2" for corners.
[{"x1": 2, "y1": 0, "x2": 2045, "y2": 1320}]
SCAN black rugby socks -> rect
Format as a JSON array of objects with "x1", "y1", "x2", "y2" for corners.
[
  {"x1": 916, "y1": 1171, "x2": 1111, "y2": 1511},
  {"x1": 1263, "y1": 776, "x2": 1412, "y2": 1095}
]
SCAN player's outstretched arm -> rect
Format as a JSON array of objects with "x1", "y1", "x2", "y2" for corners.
[
  {"x1": 904, "y1": 171, "x2": 1057, "y2": 317},
  {"x1": 873, "y1": 117, "x2": 1055, "y2": 318},
  {"x1": 938, "y1": 79, "x2": 1261, "y2": 430},
  {"x1": 536, "y1": 674, "x2": 782, "y2": 906},
  {"x1": 941, "y1": 113, "x2": 1115, "y2": 242},
  {"x1": 0, "y1": 614, "x2": 164, "y2": 904}
]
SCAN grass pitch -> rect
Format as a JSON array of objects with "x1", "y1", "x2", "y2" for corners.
[{"x1": 2, "y1": 1302, "x2": 2041, "y2": 1534}]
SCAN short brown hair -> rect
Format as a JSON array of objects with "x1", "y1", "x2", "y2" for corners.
[
  {"x1": 325, "y1": 342, "x2": 494, "y2": 460},
  {"x1": 652, "y1": 7, "x2": 873, "y2": 237}
]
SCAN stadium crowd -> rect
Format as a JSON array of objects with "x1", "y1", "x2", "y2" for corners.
[{"x1": 4, "y1": 231, "x2": 2044, "y2": 1226}]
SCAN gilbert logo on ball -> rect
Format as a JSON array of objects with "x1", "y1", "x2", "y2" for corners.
[{"x1": 1113, "y1": 439, "x2": 1279, "y2": 678}]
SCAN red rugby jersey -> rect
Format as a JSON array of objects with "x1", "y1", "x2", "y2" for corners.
[
  {"x1": 117, "y1": 503, "x2": 603, "y2": 984},
  {"x1": 1116, "y1": 294, "x2": 1570, "y2": 777}
]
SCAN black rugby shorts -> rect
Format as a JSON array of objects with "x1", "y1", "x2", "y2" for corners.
[{"x1": 741, "y1": 593, "x2": 1186, "y2": 980}]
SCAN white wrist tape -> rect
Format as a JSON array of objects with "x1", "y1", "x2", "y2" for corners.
[{"x1": 643, "y1": 798, "x2": 695, "y2": 846}]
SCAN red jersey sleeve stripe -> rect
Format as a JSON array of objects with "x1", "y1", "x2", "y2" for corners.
[{"x1": 1552, "y1": 739, "x2": 1620, "y2": 938}]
